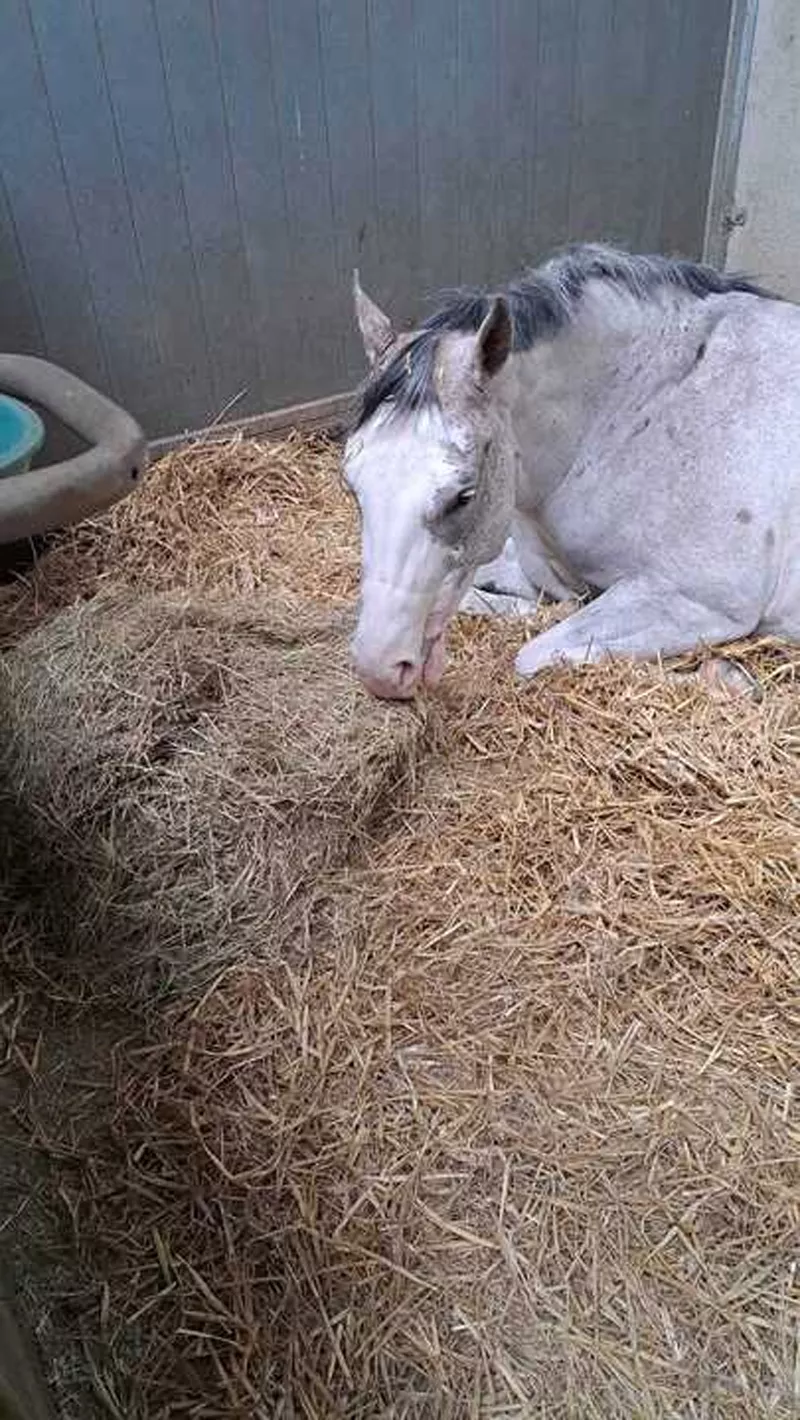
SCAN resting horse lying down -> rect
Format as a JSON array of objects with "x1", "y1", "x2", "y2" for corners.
[{"x1": 344, "y1": 243, "x2": 800, "y2": 700}]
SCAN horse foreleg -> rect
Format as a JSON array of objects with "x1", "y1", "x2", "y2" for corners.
[
  {"x1": 515, "y1": 577, "x2": 752, "y2": 677},
  {"x1": 465, "y1": 528, "x2": 578, "y2": 620},
  {"x1": 460, "y1": 538, "x2": 541, "y2": 619},
  {"x1": 472, "y1": 538, "x2": 539, "y2": 599},
  {"x1": 459, "y1": 587, "x2": 541, "y2": 619}
]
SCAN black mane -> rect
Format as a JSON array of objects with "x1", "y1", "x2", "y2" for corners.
[{"x1": 355, "y1": 243, "x2": 771, "y2": 429}]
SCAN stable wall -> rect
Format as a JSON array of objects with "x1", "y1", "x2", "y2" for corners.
[{"x1": 726, "y1": 0, "x2": 800, "y2": 298}]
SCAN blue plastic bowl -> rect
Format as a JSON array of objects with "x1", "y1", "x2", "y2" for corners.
[{"x1": 0, "y1": 393, "x2": 45, "y2": 478}]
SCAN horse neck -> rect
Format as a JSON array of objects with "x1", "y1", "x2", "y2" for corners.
[{"x1": 508, "y1": 284, "x2": 687, "y2": 507}]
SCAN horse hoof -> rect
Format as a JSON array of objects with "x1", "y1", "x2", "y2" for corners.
[{"x1": 679, "y1": 657, "x2": 763, "y2": 702}]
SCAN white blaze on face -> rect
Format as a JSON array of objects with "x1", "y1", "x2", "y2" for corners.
[{"x1": 346, "y1": 410, "x2": 469, "y2": 699}]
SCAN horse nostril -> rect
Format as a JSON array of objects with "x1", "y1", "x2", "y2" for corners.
[
  {"x1": 395, "y1": 660, "x2": 417, "y2": 692},
  {"x1": 351, "y1": 647, "x2": 421, "y2": 699}
]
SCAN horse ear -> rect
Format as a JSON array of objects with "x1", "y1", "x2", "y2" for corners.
[
  {"x1": 353, "y1": 270, "x2": 395, "y2": 368},
  {"x1": 475, "y1": 296, "x2": 512, "y2": 380}
]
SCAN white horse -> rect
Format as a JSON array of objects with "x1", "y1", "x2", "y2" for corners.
[{"x1": 343, "y1": 244, "x2": 800, "y2": 700}]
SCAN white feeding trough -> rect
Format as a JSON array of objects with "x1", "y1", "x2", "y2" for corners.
[{"x1": 0, "y1": 355, "x2": 146, "y2": 544}]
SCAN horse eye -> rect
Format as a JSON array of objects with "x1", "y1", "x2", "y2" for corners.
[{"x1": 447, "y1": 488, "x2": 475, "y2": 514}]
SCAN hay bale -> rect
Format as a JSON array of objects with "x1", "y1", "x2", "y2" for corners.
[{"x1": 0, "y1": 589, "x2": 430, "y2": 991}]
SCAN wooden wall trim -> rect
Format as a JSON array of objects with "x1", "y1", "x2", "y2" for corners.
[{"x1": 148, "y1": 389, "x2": 355, "y2": 456}]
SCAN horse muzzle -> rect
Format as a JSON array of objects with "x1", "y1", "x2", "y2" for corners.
[{"x1": 351, "y1": 592, "x2": 452, "y2": 700}]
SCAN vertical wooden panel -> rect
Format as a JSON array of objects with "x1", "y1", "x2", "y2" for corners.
[
  {"x1": 658, "y1": 0, "x2": 733, "y2": 255},
  {"x1": 599, "y1": 0, "x2": 650, "y2": 248},
  {"x1": 317, "y1": 0, "x2": 380, "y2": 384},
  {"x1": 92, "y1": 0, "x2": 215, "y2": 432},
  {"x1": 26, "y1": 0, "x2": 165, "y2": 425},
  {"x1": 493, "y1": 0, "x2": 540, "y2": 278},
  {"x1": 154, "y1": 0, "x2": 263, "y2": 420},
  {"x1": 368, "y1": 0, "x2": 422, "y2": 313},
  {"x1": 266, "y1": 0, "x2": 347, "y2": 399},
  {"x1": 635, "y1": 0, "x2": 686, "y2": 253},
  {"x1": 212, "y1": 0, "x2": 301, "y2": 411},
  {"x1": 415, "y1": 0, "x2": 460, "y2": 305},
  {"x1": 533, "y1": 0, "x2": 580, "y2": 261},
  {"x1": 455, "y1": 0, "x2": 498, "y2": 287},
  {"x1": 568, "y1": 0, "x2": 624, "y2": 241},
  {"x1": 0, "y1": 174, "x2": 44, "y2": 355},
  {"x1": 0, "y1": 0, "x2": 735, "y2": 436},
  {"x1": 0, "y1": 0, "x2": 108, "y2": 384}
]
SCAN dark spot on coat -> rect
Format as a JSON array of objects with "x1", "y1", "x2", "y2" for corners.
[
  {"x1": 695, "y1": 340, "x2": 707, "y2": 364},
  {"x1": 632, "y1": 415, "x2": 651, "y2": 437},
  {"x1": 765, "y1": 526, "x2": 776, "y2": 548},
  {"x1": 736, "y1": 507, "x2": 752, "y2": 524}
]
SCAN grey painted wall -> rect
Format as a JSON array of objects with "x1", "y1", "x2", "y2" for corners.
[
  {"x1": 726, "y1": 0, "x2": 800, "y2": 299},
  {"x1": 1, "y1": 0, "x2": 733, "y2": 438}
]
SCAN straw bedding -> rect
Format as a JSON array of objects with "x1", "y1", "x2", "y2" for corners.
[{"x1": 0, "y1": 433, "x2": 798, "y2": 1418}]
